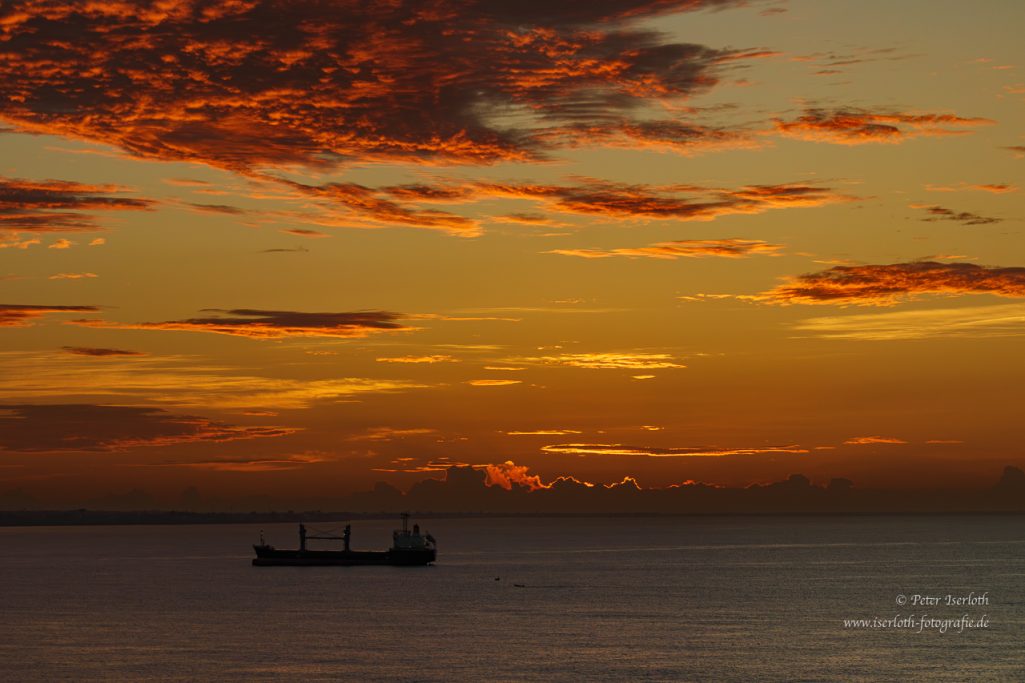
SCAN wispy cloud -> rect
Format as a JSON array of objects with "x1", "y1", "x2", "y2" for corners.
[
  {"x1": 774, "y1": 109, "x2": 992, "y2": 144},
  {"x1": 924, "y1": 182, "x2": 1016, "y2": 194},
  {"x1": 0, "y1": 404, "x2": 294, "y2": 453},
  {"x1": 280, "y1": 180, "x2": 482, "y2": 237},
  {"x1": 0, "y1": 176, "x2": 153, "y2": 234},
  {"x1": 791, "y1": 47, "x2": 918, "y2": 76},
  {"x1": 248, "y1": 175, "x2": 856, "y2": 239},
  {"x1": 0, "y1": 351, "x2": 429, "y2": 410},
  {"x1": 261, "y1": 246, "x2": 309, "y2": 253},
  {"x1": 451, "y1": 178, "x2": 855, "y2": 223},
  {"x1": 843, "y1": 436, "x2": 908, "y2": 445},
  {"x1": 376, "y1": 354, "x2": 459, "y2": 364},
  {"x1": 48, "y1": 272, "x2": 98, "y2": 280},
  {"x1": 183, "y1": 202, "x2": 244, "y2": 215},
  {"x1": 282, "y1": 228, "x2": 329, "y2": 238},
  {"x1": 71, "y1": 308, "x2": 412, "y2": 340},
  {"x1": 546, "y1": 238, "x2": 783, "y2": 260},
  {"x1": 347, "y1": 427, "x2": 439, "y2": 442},
  {"x1": 759, "y1": 262, "x2": 1025, "y2": 306},
  {"x1": 794, "y1": 303, "x2": 1025, "y2": 340},
  {"x1": 154, "y1": 452, "x2": 328, "y2": 472},
  {"x1": 515, "y1": 352, "x2": 685, "y2": 369},
  {"x1": 0, "y1": 304, "x2": 99, "y2": 327},
  {"x1": 61, "y1": 346, "x2": 145, "y2": 357},
  {"x1": 910, "y1": 203, "x2": 1002, "y2": 225}
]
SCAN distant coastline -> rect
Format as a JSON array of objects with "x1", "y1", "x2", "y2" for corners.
[
  {"x1": 3, "y1": 508, "x2": 1025, "y2": 528},
  {"x1": 4, "y1": 465, "x2": 1025, "y2": 525}
]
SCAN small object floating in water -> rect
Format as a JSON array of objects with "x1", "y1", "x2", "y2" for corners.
[
  {"x1": 252, "y1": 512, "x2": 436, "y2": 567},
  {"x1": 495, "y1": 577, "x2": 501, "y2": 581}
]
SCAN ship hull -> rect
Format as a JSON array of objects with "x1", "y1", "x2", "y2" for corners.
[{"x1": 252, "y1": 545, "x2": 435, "y2": 566}]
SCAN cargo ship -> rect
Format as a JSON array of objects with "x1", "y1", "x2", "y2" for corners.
[{"x1": 252, "y1": 513, "x2": 436, "y2": 566}]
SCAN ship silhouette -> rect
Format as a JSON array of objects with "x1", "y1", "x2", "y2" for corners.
[{"x1": 252, "y1": 512, "x2": 436, "y2": 566}]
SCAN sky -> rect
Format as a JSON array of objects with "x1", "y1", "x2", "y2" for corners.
[{"x1": 1, "y1": 0, "x2": 1023, "y2": 509}]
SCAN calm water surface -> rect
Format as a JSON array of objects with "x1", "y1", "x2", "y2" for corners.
[{"x1": 2, "y1": 515, "x2": 1024, "y2": 681}]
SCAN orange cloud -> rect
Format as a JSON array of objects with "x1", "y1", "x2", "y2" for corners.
[
  {"x1": 537, "y1": 119, "x2": 761, "y2": 156},
  {"x1": 271, "y1": 177, "x2": 852, "y2": 237},
  {"x1": 484, "y1": 461, "x2": 550, "y2": 491},
  {"x1": 547, "y1": 238, "x2": 782, "y2": 260},
  {"x1": 792, "y1": 304, "x2": 1025, "y2": 341},
  {"x1": 760, "y1": 262, "x2": 1025, "y2": 306},
  {"x1": 843, "y1": 436, "x2": 908, "y2": 445},
  {"x1": 0, "y1": 176, "x2": 153, "y2": 234},
  {"x1": 0, "y1": 304, "x2": 99, "y2": 327},
  {"x1": 376, "y1": 355, "x2": 458, "y2": 364},
  {"x1": 505, "y1": 429, "x2": 583, "y2": 436},
  {"x1": 48, "y1": 272, "x2": 98, "y2": 280},
  {"x1": 775, "y1": 109, "x2": 993, "y2": 145},
  {"x1": 972, "y1": 184, "x2": 1016, "y2": 193},
  {"x1": 518, "y1": 352, "x2": 684, "y2": 370},
  {"x1": 282, "y1": 180, "x2": 481, "y2": 237},
  {"x1": 0, "y1": 236, "x2": 41, "y2": 249},
  {"x1": 0, "y1": 1, "x2": 749, "y2": 173},
  {"x1": 71, "y1": 308, "x2": 412, "y2": 339},
  {"x1": 472, "y1": 179, "x2": 854, "y2": 222},
  {"x1": 466, "y1": 379, "x2": 522, "y2": 386}
]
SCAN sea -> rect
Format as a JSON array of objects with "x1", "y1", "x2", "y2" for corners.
[{"x1": 1, "y1": 515, "x2": 1023, "y2": 681}]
